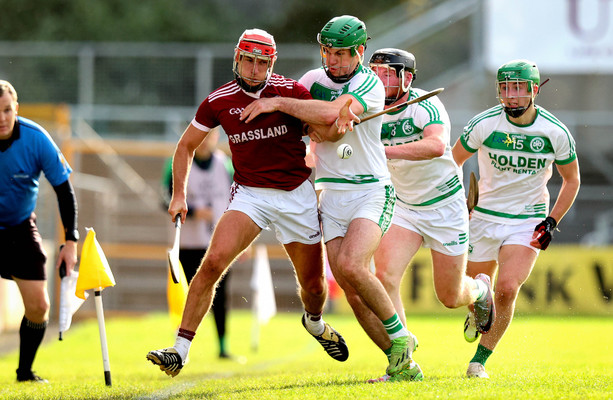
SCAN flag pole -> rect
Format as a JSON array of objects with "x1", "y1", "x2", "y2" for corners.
[
  {"x1": 94, "y1": 289, "x2": 112, "y2": 387},
  {"x1": 58, "y1": 245, "x2": 66, "y2": 341},
  {"x1": 251, "y1": 296, "x2": 260, "y2": 352},
  {"x1": 250, "y1": 244, "x2": 276, "y2": 352}
]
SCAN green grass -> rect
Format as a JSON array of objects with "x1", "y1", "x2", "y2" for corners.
[{"x1": 0, "y1": 311, "x2": 611, "y2": 399}]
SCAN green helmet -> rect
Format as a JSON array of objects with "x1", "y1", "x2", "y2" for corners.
[
  {"x1": 496, "y1": 59, "x2": 540, "y2": 93},
  {"x1": 496, "y1": 59, "x2": 540, "y2": 118},
  {"x1": 317, "y1": 15, "x2": 368, "y2": 83},
  {"x1": 317, "y1": 15, "x2": 368, "y2": 55}
]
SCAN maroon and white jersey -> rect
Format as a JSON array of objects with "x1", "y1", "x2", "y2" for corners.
[{"x1": 192, "y1": 74, "x2": 312, "y2": 191}]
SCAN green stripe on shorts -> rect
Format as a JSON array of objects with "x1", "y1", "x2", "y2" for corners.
[{"x1": 378, "y1": 185, "x2": 396, "y2": 234}]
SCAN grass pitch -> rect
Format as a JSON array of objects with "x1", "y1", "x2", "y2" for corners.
[{"x1": 0, "y1": 311, "x2": 611, "y2": 399}]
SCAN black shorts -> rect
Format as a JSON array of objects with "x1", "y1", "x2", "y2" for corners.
[{"x1": 0, "y1": 213, "x2": 48, "y2": 281}]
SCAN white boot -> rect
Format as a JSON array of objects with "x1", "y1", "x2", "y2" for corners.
[{"x1": 466, "y1": 362, "x2": 489, "y2": 378}]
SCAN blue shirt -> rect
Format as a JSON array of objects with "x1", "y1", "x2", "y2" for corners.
[{"x1": 0, "y1": 117, "x2": 72, "y2": 227}]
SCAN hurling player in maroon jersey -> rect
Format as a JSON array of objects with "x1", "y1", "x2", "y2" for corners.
[{"x1": 147, "y1": 29, "x2": 349, "y2": 378}]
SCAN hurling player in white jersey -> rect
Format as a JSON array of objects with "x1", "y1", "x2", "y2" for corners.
[
  {"x1": 241, "y1": 16, "x2": 419, "y2": 383},
  {"x1": 452, "y1": 60, "x2": 580, "y2": 379},
  {"x1": 358, "y1": 49, "x2": 495, "y2": 383},
  {"x1": 147, "y1": 29, "x2": 350, "y2": 379}
]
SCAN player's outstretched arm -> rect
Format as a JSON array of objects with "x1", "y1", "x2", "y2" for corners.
[
  {"x1": 241, "y1": 94, "x2": 362, "y2": 129},
  {"x1": 239, "y1": 97, "x2": 282, "y2": 123},
  {"x1": 309, "y1": 98, "x2": 360, "y2": 143},
  {"x1": 335, "y1": 98, "x2": 360, "y2": 135}
]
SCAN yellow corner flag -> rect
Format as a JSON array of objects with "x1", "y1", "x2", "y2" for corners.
[
  {"x1": 76, "y1": 228, "x2": 116, "y2": 300},
  {"x1": 167, "y1": 263, "x2": 188, "y2": 329}
]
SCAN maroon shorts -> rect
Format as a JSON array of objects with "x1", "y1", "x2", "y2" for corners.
[{"x1": 0, "y1": 213, "x2": 48, "y2": 281}]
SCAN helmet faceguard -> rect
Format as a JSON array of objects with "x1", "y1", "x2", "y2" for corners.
[
  {"x1": 496, "y1": 59, "x2": 540, "y2": 118},
  {"x1": 233, "y1": 29, "x2": 277, "y2": 92},
  {"x1": 369, "y1": 48, "x2": 416, "y2": 106},
  {"x1": 317, "y1": 15, "x2": 369, "y2": 83}
]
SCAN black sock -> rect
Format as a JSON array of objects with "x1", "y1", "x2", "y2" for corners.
[{"x1": 17, "y1": 317, "x2": 48, "y2": 374}]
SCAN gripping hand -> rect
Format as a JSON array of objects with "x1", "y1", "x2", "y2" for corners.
[{"x1": 532, "y1": 216, "x2": 557, "y2": 250}]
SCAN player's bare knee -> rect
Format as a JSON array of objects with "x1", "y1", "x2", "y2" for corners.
[
  {"x1": 25, "y1": 299, "x2": 49, "y2": 321},
  {"x1": 201, "y1": 253, "x2": 231, "y2": 274},
  {"x1": 335, "y1": 258, "x2": 363, "y2": 284},
  {"x1": 494, "y1": 281, "x2": 520, "y2": 304},
  {"x1": 340, "y1": 268, "x2": 362, "y2": 286},
  {"x1": 194, "y1": 263, "x2": 227, "y2": 285},
  {"x1": 437, "y1": 291, "x2": 461, "y2": 309},
  {"x1": 302, "y1": 277, "x2": 326, "y2": 297},
  {"x1": 375, "y1": 270, "x2": 395, "y2": 289}
]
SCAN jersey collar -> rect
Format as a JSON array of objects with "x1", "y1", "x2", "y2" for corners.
[{"x1": 0, "y1": 118, "x2": 20, "y2": 152}]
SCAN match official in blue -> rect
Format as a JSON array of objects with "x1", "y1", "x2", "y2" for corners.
[{"x1": 0, "y1": 80, "x2": 79, "y2": 383}]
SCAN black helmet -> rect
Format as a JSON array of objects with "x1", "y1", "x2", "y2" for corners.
[{"x1": 369, "y1": 48, "x2": 417, "y2": 105}]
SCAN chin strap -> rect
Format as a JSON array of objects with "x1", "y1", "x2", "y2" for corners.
[
  {"x1": 326, "y1": 66, "x2": 359, "y2": 84},
  {"x1": 503, "y1": 98, "x2": 534, "y2": 118},
  {"x1": 235, "y1": 75, "x2": 266, "y2": 92},
  {"x1": 503, "y1": 106, "x2": 528, "y2": 118}
]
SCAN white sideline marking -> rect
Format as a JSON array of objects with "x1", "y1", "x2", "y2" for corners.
[{"x1": 139, "y1": 343, "x2": 317, "y2": 399}]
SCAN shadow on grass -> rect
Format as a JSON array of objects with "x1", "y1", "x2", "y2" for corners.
[{"x1": 188, "y1": 376, "x2": 365, "y2": 398}]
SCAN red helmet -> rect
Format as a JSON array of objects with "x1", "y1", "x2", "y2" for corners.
[
  {"x1": 236, "y1": 29, "x2": 277, "y2": 56},
  {"x1": 233, "y1": 29, "x2": 277, "y2": 92}
]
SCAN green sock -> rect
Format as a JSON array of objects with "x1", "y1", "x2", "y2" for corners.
[
  {"x1": 384, "y1": 347, "x2": 392, "y2": 362},
  {"x1": 219, "y1": 336, "x2": 226, "y2": 355},
  {"x1": 470, "y1": 344, "x2": 493, "y2": 365},
  {"x1": 382, "y1": 313, "x2": 408, "y2": 340}
]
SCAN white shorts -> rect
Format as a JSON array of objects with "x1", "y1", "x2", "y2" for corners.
[
  {"x1": 227, "y1": 180, "x2": 322, "y2": 245},
  {"x1": 393, "y1": 197, "x2": 469, "y2": 256},
  {"x1": 468, "y1": 216, "x2": 540, "y2": 262},
  {"x1": 319, "y1": 185, "x2": 395, "y2": 242}
]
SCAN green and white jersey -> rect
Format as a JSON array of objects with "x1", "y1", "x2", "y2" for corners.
[
  {"x1": 460, "y1": 104, "x2": 577, "y2": 224},
  {"x1": 299, "y1": 65, "x2": 391, "y2": 191},
  {"x1": 382, "y1": 88, "x2": 463, "y2": 210}
]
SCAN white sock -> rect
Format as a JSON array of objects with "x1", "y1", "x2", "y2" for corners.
[
  {"x1": 174, "y1": 336, "x2": 192, "y2": 362},
  {"x1": 389, "y1": 327, "x2": 410, "y2": 341},
  {"x1": 304, "y1": 311, "x2": 325, "y2": 335}
]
